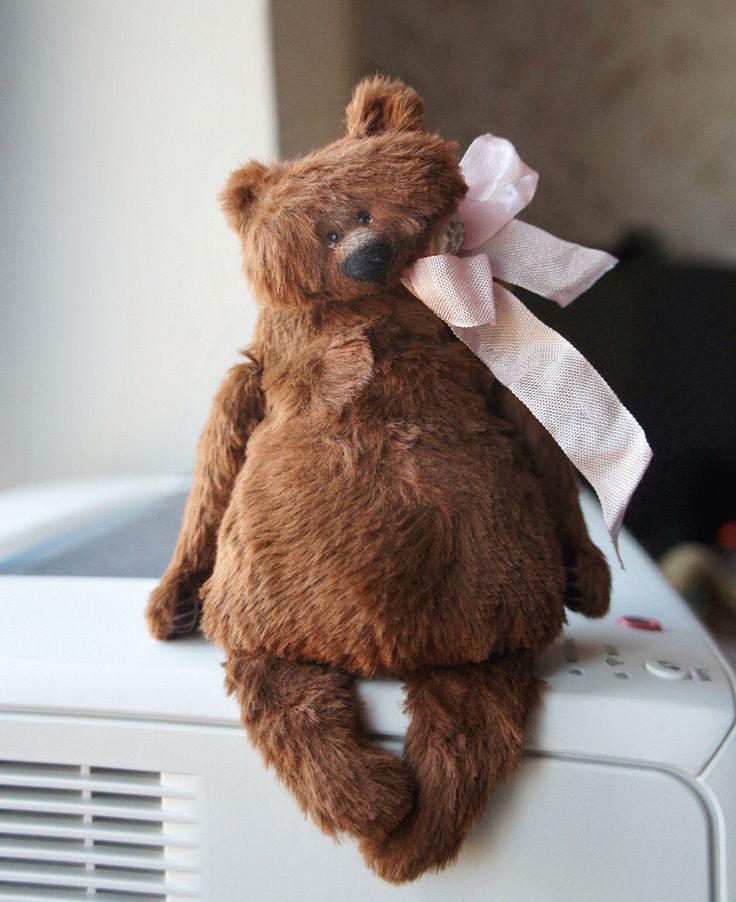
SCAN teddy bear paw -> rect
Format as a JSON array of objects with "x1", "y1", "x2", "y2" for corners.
[
  {"x1": 564, "y1": 543, "x2": 611, "y2": 619},
  {"x1": 145, "y1": 577, "x2": 202, "y2": 640}
]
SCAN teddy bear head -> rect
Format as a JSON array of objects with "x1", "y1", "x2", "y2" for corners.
[{"x1": 221, "y1": 76, "x2": 467, "y2": 308}]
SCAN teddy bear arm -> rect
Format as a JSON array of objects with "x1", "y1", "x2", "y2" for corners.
[
  {"x1": 263, "y1": 328, "x2": 374, "y2": 417},
  {"x1": 492, "y1": 382, "x2": 611, "y2": 619},
  {"x1": 145, "y1": 358, "x2": 265, "y2": 640}
]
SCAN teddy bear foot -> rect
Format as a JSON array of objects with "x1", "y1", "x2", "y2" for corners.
[
  {"x1": 331, "y1": 746, "x2": 414, "y2": 841},
  {"x1": 225, "y1": 653, "x2": 414, "y2": 840},
  {"x1": 361, "y1": 822, "x2": 461, "y2": 885},
  {"x1": 361, "y1": 654, "x2": 543, "y2": 883}
]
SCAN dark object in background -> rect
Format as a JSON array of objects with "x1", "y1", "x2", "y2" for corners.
[
  {"x1": 522, "y1": 232, "x2": 736, "y2": 558},
  {"x1": 660, "y1": 540, "x2": 736, "y2": 666}
]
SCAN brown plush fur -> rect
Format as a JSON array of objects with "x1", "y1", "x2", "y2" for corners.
[{"x1": 147, "y1": 75, "x2": 610, "y2": 883}]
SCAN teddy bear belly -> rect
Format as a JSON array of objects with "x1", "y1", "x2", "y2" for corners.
[{"x1": 202, "y1": 422, "x2": 566, "y2": 676}]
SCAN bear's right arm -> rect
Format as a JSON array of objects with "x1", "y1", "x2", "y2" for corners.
[
  {"x1": 146, "y1": 355, "x2": 265, "y2": 640},
  {"x1": 491, "y1": 380, "x2": 611, "y2": 619}
]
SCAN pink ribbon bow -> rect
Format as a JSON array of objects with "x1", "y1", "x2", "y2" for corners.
[{"x1": 402, "y1": 134, "x2": 652, "y2": 559}]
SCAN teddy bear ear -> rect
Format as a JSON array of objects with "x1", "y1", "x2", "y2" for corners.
[
  {"x1": 345, "y1": 75, "x2": 425, "y2": 138},
  {"x1": 220, "y1": 160, "x2": 268, "y2": 232}
]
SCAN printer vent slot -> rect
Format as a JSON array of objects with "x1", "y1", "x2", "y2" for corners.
[{"x1": 0, "y1": 760, "x2": 199, "y2": 899}]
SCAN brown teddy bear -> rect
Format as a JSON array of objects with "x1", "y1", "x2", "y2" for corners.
[{"x1": 146, "y1": 75, "x2": 611, "y2": 883}]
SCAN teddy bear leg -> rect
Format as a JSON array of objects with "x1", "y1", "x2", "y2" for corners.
[
  {"x1": 360, "y1": 652, "x2": 542, "y2": 884},
  {"x1": 224, "y1": 653, "x2": 414, "y2": 841}
]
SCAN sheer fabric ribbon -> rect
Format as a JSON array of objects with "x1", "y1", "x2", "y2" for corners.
[{"x1": 401, "y1": 134, "x2": 652, "y2": 557}]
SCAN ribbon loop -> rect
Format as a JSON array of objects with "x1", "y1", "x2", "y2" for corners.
[
  {"x1": 458, "y1": 134, "x2": 539, "y2": 249},
  {"x1": 402, "y1": 133, "x2": 652, "y2": 555}
]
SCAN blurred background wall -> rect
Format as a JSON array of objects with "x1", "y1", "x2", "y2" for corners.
[
  {"x1": 0, "y1": 0, "x2": 277, "y2": 490},
  {"x1": 276, "y1": 0, "x2": 736, "y2": 264}
]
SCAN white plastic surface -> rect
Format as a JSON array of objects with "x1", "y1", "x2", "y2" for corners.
[
  {"x1": 0, "y1": 713, "x2": 714, "y2": 902},
  {"x1": 0, "y1": 575, "x2": 237, "y2": 726},
  {"x1": 0, "y1": 474, "x2": 190, "y2": 560}
]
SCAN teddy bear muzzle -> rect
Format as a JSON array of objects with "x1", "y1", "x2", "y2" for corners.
[{"x1": 340, "y1": 238, "x2": 393, "y2": 284}]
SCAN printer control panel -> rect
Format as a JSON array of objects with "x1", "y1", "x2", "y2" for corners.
[
  {"x1": 530, "y1": 612, "x2": 735, "y2": 774},
  {"x1": 548, "y1": 624, "x2": 720, "y2": 686}
]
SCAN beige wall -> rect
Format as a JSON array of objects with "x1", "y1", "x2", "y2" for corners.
[
  {"x1": 0, "y1": 0, "x2": 278, "y2": 489},
  {"x1": 276, "y1": 0, "x2": 736, "y2": 264}
]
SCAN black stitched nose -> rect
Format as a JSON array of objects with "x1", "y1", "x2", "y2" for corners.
[{"x1": 341, "y1": 241, "x2": 393, "y2": 283}]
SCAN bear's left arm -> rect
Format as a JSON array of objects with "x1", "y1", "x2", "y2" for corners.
[
  {"x1": 146, "y1": 355, "x2": 265, "y2": 640},
  {"x1": 492, "y1": 381, "x2": 611, "y2": 618}
]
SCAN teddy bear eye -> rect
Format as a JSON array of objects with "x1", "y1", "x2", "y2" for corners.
[
  {"x1": 328, "y1": 231, "x2": 340, "y2": 245},
  {"x1": 357, "y1": 211, "x2": 372, "y2": 225}
]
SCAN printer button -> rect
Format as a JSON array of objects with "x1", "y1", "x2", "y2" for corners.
[
  {"x1": 617, "y1": 616, "x2": 662, "y2": 631},
  {"x1": 644, "y1": 659, "x2": 692, "y2": 680}
]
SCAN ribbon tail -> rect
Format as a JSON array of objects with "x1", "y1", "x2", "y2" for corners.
[
  {"x1": 472, "y1": 219, "x2": 618, "y2": 306},
  {"x1": 452, "y1": 284, "x2": 651, "y2": 559}
]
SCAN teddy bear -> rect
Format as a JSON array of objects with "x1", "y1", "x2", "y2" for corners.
[{"x1": 146, "y1": 75, "x2": 611, "y2": 884}]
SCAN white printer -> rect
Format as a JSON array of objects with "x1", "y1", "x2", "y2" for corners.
[{"x1": 0, "y1": 476, "x2": 734, "y2": 902}]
